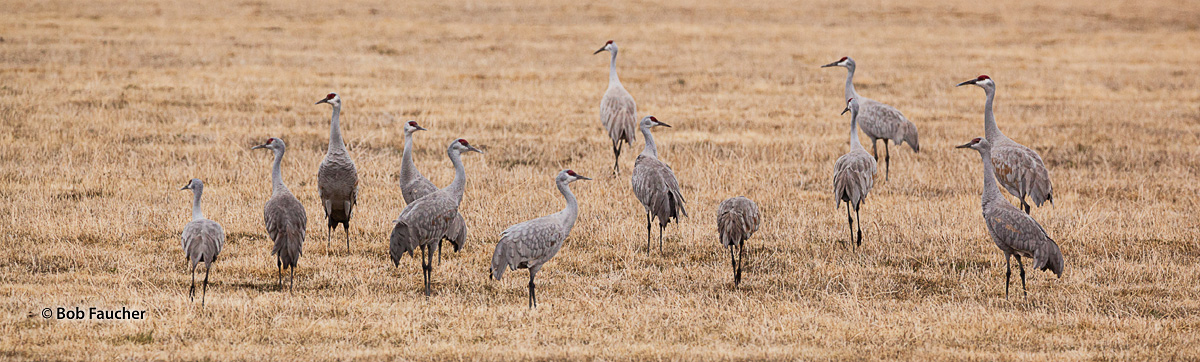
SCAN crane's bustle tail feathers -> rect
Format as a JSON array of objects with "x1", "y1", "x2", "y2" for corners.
[
  {"x1": 389, "y1": 222, "x2": 415, "y2": 267},
  {"x1": 1034, "y1": 239, "x2": 1064, "y2": 278}
]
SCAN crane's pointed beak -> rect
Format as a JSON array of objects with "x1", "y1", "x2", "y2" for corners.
[
  {"x1": 180, "y1": 184, "x2": 190, "y2": 190},
  {"x1": 414, "y1": 126, "x2": 427, "y2": 131},
  {"x1": 315, "y1": 99, "x2": 329, "y2": 105},
  {"x1": 821, "y1": 61, "x2": 841, "y2": 68},
  {"x1": 655, "y1": 121, "x2": 671, "y2": 128},
  {"x1": 957, "y1": 79, "x2": 977, "y2": 87},
  {"x1": 251, "y1": 144, "x2": 266, "y2": 150},
  {"x1": 841, "y1": 107, "x2": 850, "y2": 115},
  {"x1": 955, "y1": 142, "x2": 974, "y2": 149},
  {"x1": 467, "y1": 145, "x2": 484, "y2": 154},
  {"x1": 593, "y1": 47, "x2": 606, "y2": 55},
  {"x1": 577, "y1": 174, "x2": 592, "y2": 181}
]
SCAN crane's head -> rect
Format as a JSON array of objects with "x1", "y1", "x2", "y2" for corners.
[
  {"x1": 560, "y1": 169, "x2": 592, "y2": 183},
  {"x1": 315, "y1": 92, "x2": 341, "y2": 107},
  {"x1": 821, "y1": 56, "x2": 854, "y2": 69},
  {"x1": 450, "y1": 138, "x2": 484, "y2": 154},
  {"x1": 251, "y1": 137, "x2": 284, "y2": 151},
  {"x1": 180, "y1": 178, "x2": 203, "y2": 191},
  {"x1": 955, "y1": 137, "x2": 992, "y2": 152},
  {"x1": 640, "y1": 115, "x2": 670, "y2": 130},
  {"x1": 841, "y1": 97, "x2": 860, "y2": 115},
  {"x1": 594, "y1": 40, "x2": 616, "y2": 55},
  {"x1": 957, "y1": 75, "x2": 994, "y2": 89},
  {"x1": 404, "y1": 120, "x2": 427, "y2": 134}
]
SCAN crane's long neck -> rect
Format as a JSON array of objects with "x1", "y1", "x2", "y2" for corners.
[
  {"x1": 446, "y1": 149, "x2": 467, "y2": 203},
  {"x1": 328, "y1": 105, "x2": 347, "y2": 154},
  {"x1": 640, "y1": 126, "x2": 658, "y2": 158},
  {"x1": 983, "y1": 87, "x2": 1005, "y2": 141},
  {"x1": 849, "y1": 107, "x2": 865, "y2": 151},
  {"x1": 980, "y1": 149, "x2": 1003, "y2": 206},
  {"x1": 844, "y1": 66, "x2": 859, "y2": 100},
  {"x1": 608, "y1": 48, "x2": 619, "y2": 83},
  {"x1": 557, "y1": 180, "x2": 579, "y2": 231},
  {"x1": 190, "y1": 186, "x2": 204, "y2": 220},
  {"x1": 400, "y1": 132, "x2": 418, "y2": 183},
  {"x1": 271, "y1": 148, "x2": 287, "y2": 195}
]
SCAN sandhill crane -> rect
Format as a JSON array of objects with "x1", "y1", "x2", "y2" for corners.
[
  {"x1": 632, "y1": 115, "x2": 687, "y2": 252},
  {"x1": 717, "y1": 196, "x2": 759, "y2": 286},
  {"x1": 956, "y1": 137, "x2": 1064, "y2": 297},
  {"x1": 491, "y1": 170, "x2": 591, "y2": 308},
  {"x1": 315, "y1": 92, "x2": 358, "y2": 253},
  {"x1": 595, "y1": 40, "x2": 638, "y2": 175},
  {"x1": 179, "y1": 178, "x2": 225, "y2": 307},
  {"x1": 957, "y1": 75, "x2": 1054, "y2": 214},
  {"x1": 833, "y1": 98, "x2": 877, "y2": 248},
  {"x1": 399, "y1": 120, "x2": 467, "y2": 264},
  {"x1": 251, "y1": 137, "x2": 307, "y2": 291},
  {"x1": 822, "y1": 57, "x2": 919, "y2": 180},
  {"x1": 390, "y1": 138, "x2": 483, "y2": 296}
]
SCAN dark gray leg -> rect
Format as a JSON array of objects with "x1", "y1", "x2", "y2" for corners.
[
  {"x1": 202, "y1": 265, "x2": 210, "y2": 308},
  {"x1": 729, "y1": 245, "x2": 737, "y2": 285},
  {"x1": 1015, "y1": 256, "x2": 1027, "y2": 297},
  {"x1": 528, "y1": 272, "x2": 537, "y2": 308},
  {"x1": 645, "y1": 213, "x2": 651, "y2": 252},
  {"x1": 884, "y1": 141, "x2": 890, "y2": 181},
  {"x1": 437, "y1": 240, "x2": 443, "y2": 266},
  {"x1": 855, "y1": 206, "x2": 863, "y2": 247},
  {"x1": 276, "y1": 256, "x2": 282, "y2": 289},
  {"x1": 189, "y1": 265, "x2": 196, "y2": 302},
  {"x1": 422, "y1": 245, "x2": 432, "y2": 296},
  {"x1": 872, "y1": 138, "x2": 879, "y2": 162},
  {"x1": 845, "y1": 200, "x2": 853, "y2": 249},
  {"x1": 658, "y1": 224, "x2": 664, "y2": 253},
  {"x1": 344, "y1": 224, "x2": 351, "y2": 253},
  {"x1": 1005, "y1": 254, "x2": 1012, "y2": 299},
  {"x1": 736, "y1": 241, "x2": 746, "y2": 285},
  {"x1": 326, "y1": 225, "x2": 331, "y2": 254},
  {"x1": 289, "y1": 267, "x2": 295, "y2": 293},
  {"x1": 613, "y1": 142, "x2": 622, "y2": 175}
]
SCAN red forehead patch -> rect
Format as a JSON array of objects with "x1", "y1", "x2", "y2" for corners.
[
  {"x1": 606, "y1": 40, "x2": 613, "y2": 45},
  {"x1": 977, "y1": 75, "x2": 990, "y2": 81},
  {"x1": 566, "y1": 170, "x2": 577, "y2": 176},
  {"x1": 839, "y1": 56, "x2": 848, "y2": 62},
  {"x1": 973, "y1": 137, "x2": 982, "y2": 142},
  {"x1": 325, "y1": 93, "x2": 336, "y2": 100},
  {"x1": 457, "y1": 139, "x2": 469, "y2": 146},
  {"x1": 847, "y1": 97, "x2": 854, "y2": 103},
  {"x1": 649, "y1": 116, "x2": 658, "y2": 122},
  {"x1": 407, "y1": 121, "x2": 418, "y2": 127},
  {"x1": 266, "y1": 138, "x2": 274, "y2": 144}
]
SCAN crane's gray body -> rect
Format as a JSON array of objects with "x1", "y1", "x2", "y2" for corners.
[
  {"x1": 316, "y1": 94, "x2": 358, "y2": 250},
  {"x1": 832, "y1": 101, "x2": 877, "y2": 211},
  {"x1": 960, "y1": 137, "x2": 1063, "y2": 296},
  {"x1": 597, "y1": 41, "x2": 638, "y2": 173},
  {"x1": 717, "y1": 196, "x2": 759, "y2": 286},
  {"x1": 253, "y1": 138, "x2": 307, "y2": 289},
  {"x1": 180, "y1": 178, "x2": 225, "y2": 305},
  {"x1": 963, "y1": 77, "x2": 1054, "y2": 213},
  {"x1": 399, "y1": 125, "x2": 467, "y2": 254},
  {"x1": 632, "y1": 117, "x2": 686, "y2": 227},
  {"x1": 491, "y1": 170, "x2": 587, "y2": 307},
  {"x1": 824, "y1": 57, "x2": 919, "y2": 180},
  {"x1": 717, "y1": 196, "x2": 759, "y2": 248},
  {"x1": 389, "y1": 139, "x2": 480, "y2": 296}
]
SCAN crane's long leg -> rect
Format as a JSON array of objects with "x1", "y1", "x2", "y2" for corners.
[
  {"x1": 344, "y1": 223, "x2": 351, "y2": 254},
  {"x1": 884, "y1": 141, "x2": 890, "y2": 181},
  {"x1": 845, "y1": 200, "x2": 853, "y2": 250},
  {"x1": 1004, "y1": 253, "x2": 1012, "y2": 299},
  {"x1": 326, "y1": 225, "x2": 331, "y2": 254},
  {"x1": 289, "y1": 267, "x2": 295, "y2": 293},
  {"x1": 189, "y1": 264, "x2": 196, "y2": 302},
  {"x1": 437, "y1": 239, "x2": 443, "y2": 266},
  {"x1": 645, "y1": 212, "x2": 651, "y2": 252},
  {"x1": 528, "y1": 272, "x2": 537, "y2": 309},
  {"x1": 855, "y1": 206, "x2": 863, "y2": 247},
  {"x1": 613, "y1": 142, "x2": 623, "y2": 175},
  {"x1": 427, "y1": 244, "x2": 436, "y2": 296},
  {"x1": 736, "y1": 241, "x2": 746, "y2": 286},
  {"x1": 1015, "y1": 255, "x2": 1027, "y2": 297},
  {"x1": 729, "y1": 245, "x2": 737, "y2": 285},
  {"x1": 202, "y1": 265, "x2": 210, "y2": 308},
  {"x1": 658, "y1": 224, "x2": 664, "y2": 254},
  {"x1": 276, "y1": 256, "x2": 282, "y2": 289}
]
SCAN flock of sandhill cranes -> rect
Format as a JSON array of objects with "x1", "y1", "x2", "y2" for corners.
[{"x1": 178, "y1": 41, "x2": 1066, "y2": 308}]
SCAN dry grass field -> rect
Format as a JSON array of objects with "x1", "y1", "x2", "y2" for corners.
[{"x1": 2, "y1": 0, "x2": 1200, "y2": 360}]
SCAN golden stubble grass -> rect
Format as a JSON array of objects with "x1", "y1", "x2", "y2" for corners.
[{"x1": 1, "y1": 0, "x2": 1199, "y2": 360}]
